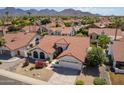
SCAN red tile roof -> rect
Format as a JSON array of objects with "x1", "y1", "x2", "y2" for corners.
[
  {"x1": 55, "y1": 38, "x2": 69, "y2": 45},
  {"x1": 4, "y1": 32, "x2": 36, "y2": 50},
  {"x1": 36, "y1": 35, "x2": 90, "y2": 63},
  {"x1": 22, "y1": 25, "x2": 40, "y2": 32},
  {"x1": 88, "y1": 28, "x2": 122, "y2": 36},
  {"x1": 112, "y1": 41, "x2": 124, "y2": 62}
]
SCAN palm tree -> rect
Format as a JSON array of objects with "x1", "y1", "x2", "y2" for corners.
[
  {"x1": 5, "y1": 11, "x2": 9, "y2": 22},
  {"x1": 113, "y1": 17, "x2": 122, "y2": 40},
  {"x1": 0, "y1": 37, "x2": 6, "y2": 54},
  {"x1": 0, "y1": 37, "x2": 5, "y2": 47},
  {"x1": 27, "y1": 11, "x2": 32, "y2": 32}
]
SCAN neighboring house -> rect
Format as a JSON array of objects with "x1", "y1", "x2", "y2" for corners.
[
  {"x1": 49, "y1": 27, "x2": 75, "y2": 36},
  {"x1": 88, "y1": 28, "x2": 122, "y2": 41},
  {"x1": 22, "y1": 25, "x2": 40, "y2": 33},
  {"x1": 29, "y1": 35, "x2": 90, "y2": 70},
  {"x1": 94, "y1": 17, "x2": 110, "y2": 28},
  {"x1": 63, "y1": 19, "x2": 81, "y2": 26},
  {"x1": 4, "y1": 21, "x2": 12, "y2": 26},
  {"x1": 0, "y1": 32, "x2": 41, "y2": 57},
  {"x1": 108, "y1": 38, "x2": 124, "y2": 73}
]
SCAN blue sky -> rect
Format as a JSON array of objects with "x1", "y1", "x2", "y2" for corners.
[{"x1": 1, "y1": 7, "x2": 124, "y2": 16}]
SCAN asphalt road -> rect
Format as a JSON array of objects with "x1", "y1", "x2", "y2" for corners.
[{"x1": 0, "y1": 75, "x2": 29, "y2": 85}]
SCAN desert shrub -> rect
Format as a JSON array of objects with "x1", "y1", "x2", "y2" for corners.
[
  {"x1": 30, "y1": 67, "x2": 35, "y2": 71},
  {"x1": 22, "y1": 61, "x2": 29, "y2": 67},
  {"x1": 0, "y1": 61, "x2": 2, "y2": 65},
  {"x1": 64, "y1": 22, "x2": 72, "y2": 27},
  {"x1": 75, "y1": 80, "x2": 84, "y2": 85},
  {"x1": 94, "y1": 77, "x2": 107, "y2": 85}
]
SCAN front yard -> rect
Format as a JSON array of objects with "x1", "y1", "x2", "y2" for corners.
[
  {"x1": 76, "y1": 65, "x2": 110, "y2": 85},
  {"x1": 14, "y1": 62, "x2": 54, "y2": 82},
  {"x1": 109, "y1": 72, "x2": 124, "y2": 85}
]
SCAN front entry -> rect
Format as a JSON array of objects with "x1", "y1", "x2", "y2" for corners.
[
  {"x1": 17, "y1": 50, "x2": 20, "y2": 56},
  {"x1": 40, "y1": 52, "x2": 45, "y2": 59}
]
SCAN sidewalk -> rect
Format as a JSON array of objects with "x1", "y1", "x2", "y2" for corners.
[{"x1": 0, "y1": 69, "x2": 50, "y2": 85}]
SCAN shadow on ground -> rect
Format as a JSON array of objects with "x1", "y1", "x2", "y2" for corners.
[
  {"x1": 52, "y1": 67, "x2": 80, "y2": 75},
  {"x1": 83, "y1": 66, "x2": 100, "y2": 77}
]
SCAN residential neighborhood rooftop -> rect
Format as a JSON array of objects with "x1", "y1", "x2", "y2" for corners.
[
  {"x1": 22, "y1": 25, "x2": 40, "y2": 32},
  {"x1": 88, "y1": 28, "x2": 122, "y2": 36},
  {"x1": 112, "y1": 40, "x2": 124, "y2": 62},
  {"x1": 36, "y1": 35, "x2": 90, "y2": 62},
  {"x1": 3, "y1": 32, "x2": 37, "y2": 50}
]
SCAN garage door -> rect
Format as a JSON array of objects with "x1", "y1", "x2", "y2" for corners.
[
  {"x1": 59, "y1": 60, "x2": 82, "y2": 70},
  {"x1": 2, "y1": 50, "x2": 11, "y2": 56}
]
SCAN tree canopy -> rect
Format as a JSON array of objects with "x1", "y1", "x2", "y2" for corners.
[
  {"x1": 0, "y1": 37, "x2": 5, "y2": 47},
  {"x1": 76, "y1": 28, "x2": 88, "y2": 36},
  {"x1": 98, "y1": 35, "x2": 110, "y2": 49},
  {"x1": 81, "y1": 16, "x2": 97, "y2": 25},
  {"x1": 40, "y1": 18, "x2": 51, "y2": 25},
  {"x1": 64, "y1": 22, "x2": 72, "y2": 27},
  {"x1": 86, "y1": 47, "x2": 107, "y2": 67}
]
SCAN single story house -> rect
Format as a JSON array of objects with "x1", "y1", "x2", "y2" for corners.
[
  {"x1": 0, "y1": 32, "x2": 41, "y2": 57},
  {"x1": 49, "y1": 27, "x2": 75, "y2": 36},
  {"x1": 108, "y1": 37, "x2": 124, "y2": 73},
  {"x1": 22, "y1": 25, "x2": 41, "y2": 33},
  {"x1": 88, "y1": 28, "x2": 122, "y2": 41},
  {"x1": 29, "y1": 35, "x2": 90, "y2": 70}
]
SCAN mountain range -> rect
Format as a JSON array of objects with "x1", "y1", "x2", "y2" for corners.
[{"x1": 0, "y1": 7, "x2": 100, "y2": 16}]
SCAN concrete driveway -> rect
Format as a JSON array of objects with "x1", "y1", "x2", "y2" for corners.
[{"x1": 48, "y1": 67, "x2": 80, "y2": 85}]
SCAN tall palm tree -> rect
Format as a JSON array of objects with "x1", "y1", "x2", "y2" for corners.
[
  {"x1": 27, "y1": 11, "x2": 32, "y2": 32},
  {"x1": 5, "y1": 11, "x2": 9, "y2": 22},
  {"x1": 113, "y1": 17, "x2": 122, "y2": 41}
]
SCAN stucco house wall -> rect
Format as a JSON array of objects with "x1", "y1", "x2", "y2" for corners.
[
  {"x1": 27, "y1": 35, "x2": 41, "y2": 49},
  {"x1": 30, "y1": 48, "x2": 50, "y2": 59}
]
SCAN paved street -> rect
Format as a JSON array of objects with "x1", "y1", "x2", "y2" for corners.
[
  {"x1": 0, "y1": 75, "x2": 29, "y2": 85},
  {"x1": 0, "y1": 69, "x2": 49, "y2": 85}
]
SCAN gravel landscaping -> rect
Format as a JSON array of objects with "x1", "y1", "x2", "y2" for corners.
[
  {"x1": 109, "y1": 72, "x2": 124, "y2": 85},
  {"x1": 14, "y1": 63, "x2": 54, "y2": 82}
]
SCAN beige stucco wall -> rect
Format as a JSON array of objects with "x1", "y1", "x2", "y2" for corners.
[
  {"x1": 30, "y1": 48, "x2": 50, "y2": 59},
  {"x1": 27, "y1": 35, "x2": 41, "y2": 49}
]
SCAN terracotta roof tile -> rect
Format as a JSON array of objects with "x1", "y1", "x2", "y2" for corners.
[
  {"x1": 36, "y1": 35, "x2": 90, "y2": 62},
  {"x1": 88, "y1": 28, "x2": 122, "y2": 36},
  {"x1": 22, "y1": 25, "x2": 40, "y2": 32},
  {"x1": 4, "y1": 32, "x2": 36, "y2": 50},
  {"x1": 112, "y1": 41, "x2": 124, "y2": 62}
]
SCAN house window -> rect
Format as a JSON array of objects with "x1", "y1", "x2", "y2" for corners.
[
  {"x1": 29, "y1": 44, "x2": 33, "y2": 48},
  {"x1": 35, "y1": 38, "x2": 39, "y2": 45},
  {"x1": 56, "y1": 47, "x2": 63, "y2": 55},
  {"x1": 33, "y1": 51, "x2": 38, "y2": 58},
  {"x1": 40, "y1": 52, "x2": 45, "y2": 59}
]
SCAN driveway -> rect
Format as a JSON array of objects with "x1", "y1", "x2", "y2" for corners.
[
  {"x1": 0, "y1": 75, "x2": 29, "y2": 85},
  {"x1": 0, "y1": 58, "x2": 25, "y2": 71},
  {"x1": 48, "y1": 67, "x2": 80, "y2": 85}
]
